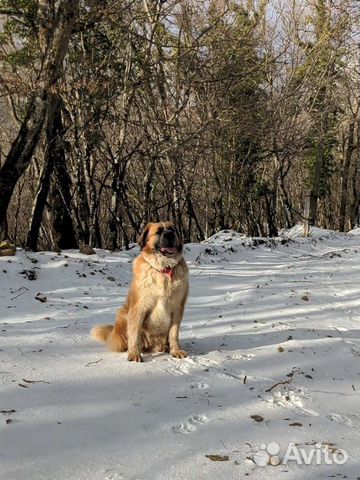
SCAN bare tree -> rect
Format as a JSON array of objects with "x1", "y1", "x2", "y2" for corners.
[{"x1": 0, "y1": 0, "x2": 79, "y2": 239}]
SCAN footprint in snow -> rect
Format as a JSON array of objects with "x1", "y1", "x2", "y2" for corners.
[
  {"x1": 189, "y1": 382, "x2": 209, "y2": 390},
  {"x1": 328, "y1": 413, "x2": 354, "y2": 427},
  {"x1": 349, "y1": 347, "x2": 360, "y2": 358},
  {"x1": 192, "y1": 356, "x2": 219, "y2": 367},
  {"x1": 166, "y1": 363, "x2": 192, "y2": 376},
  {"x1": 104, "y1": 469, "x2": 124, "y2": 480},
  {"x1": 165, "y1": 356, "x2": 218, "y2": 375},
  {"x1": 172, "y1": 414, "x2": 210, "y2": 434},
  {"x1": 226, "y1": 352, "x2": 255, "y2": 361},
  {"x1": 330, "y1": 325, "x2": 348, "y2": 333},
  {"x1": 269, "y1": 389, "x2": 319, "y2": 416}
]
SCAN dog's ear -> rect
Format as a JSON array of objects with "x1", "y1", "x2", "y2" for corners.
[{"x1": 138, "y1": 223, "x2": 152, "y2": 250}]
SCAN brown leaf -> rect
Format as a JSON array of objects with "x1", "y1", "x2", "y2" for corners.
[
  {"x1": 250, "y1": 414, "x2": 264, "y2": 422},
  {"x1": 277, "y1": 346, "x2": 285, "y2": 352},
  {"x1": 289, "y1": 422, "x2": 302, "y2": 427},
  {"x1": 205, "y1": 455, "x2": 229, "y2": 462},
  {"x1": 79, "y1": 245, "x2": 95, "y2": 255},
  {"x1": 35, "y1": 292, "x2": 47, "y2": 303},
  {"x1": 301, "y1": 294, "x2": 309, "y2": 301},
  {"x1": 0, "y1": 241, "x2": 16, "y2": 256}
]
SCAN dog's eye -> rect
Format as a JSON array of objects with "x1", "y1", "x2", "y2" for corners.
[{"x1": 157, "y1": 227, "x2": 164, "y2": 235}]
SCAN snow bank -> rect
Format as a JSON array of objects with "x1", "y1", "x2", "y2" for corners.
[{"x1": 281, "y1": 224, "x2": 352, "y2": 240}]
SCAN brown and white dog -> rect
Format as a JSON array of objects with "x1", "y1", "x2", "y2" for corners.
[{"x1": 91, "y1": 221, "x2": 189, "y2": 362}]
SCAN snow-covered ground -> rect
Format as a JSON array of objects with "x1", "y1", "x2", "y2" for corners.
[{"x1": 1, "y1": 227, "x2": 360, "y2": 480}]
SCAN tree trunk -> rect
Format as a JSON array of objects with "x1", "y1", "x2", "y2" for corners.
[
  {"x1": 75, "y1": 156, "x2": 91, "y2": 245},
  {"x1": 26, "y1": 148, "x2": 54, "y2": 251},
  {"x1": 264, "y1": 192, "x2": 278, "y2": 237},
  {"x1": 351, "y1": 114, "x2": 360, "y2": 227},
  {"x1": 0, "y1": 0, "x2": 79, "y2": 239},
  {"x1": 48, "y1": 99, "x2": 77, "y2": 249},
  {"x1": 109, "y1": 160, "x2": 129, "y2": 250},
  {"x1": 303, "y1": 109, "x2": 329, "y2": 236},
  {"x1": 303, "y1": 1, "x2": 332, "y2": 236},
  {"x1": 27, "y1": 94, "x2": 77, "y2": 250},
  {"x1": 339, "y1": 120, "x2": 355, "y2": 232},
  {"x1": 303, "y1": 193, "x2": 318, "y2": 237}
]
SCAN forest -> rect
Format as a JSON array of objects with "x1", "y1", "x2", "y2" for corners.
[{"x1": 0, "y1": 0, "x2": 359, "y2": 250}]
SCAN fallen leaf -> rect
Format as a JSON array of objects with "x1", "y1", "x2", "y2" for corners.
[
  {"x1": 250, "y1": 414, "x2": 264, "y2": 422},
  {"x1": 289, "y1": 422, "x2": 302, "y2": 427},
  {"x1": 0, "y1": 409, "x2": 16, "y2": 414},
  {"x1": 277, "y1": 346, "x2": 284, "y2": 352},
  {"x1": 301, "y1": 294, "x2": 309, "y2": 301},
  {"x1": 205, "y1": 455, "x2": 229, "y2": 462},
  {"x1": 35, "y1": 293, "x2": 47, "y2": 303}
]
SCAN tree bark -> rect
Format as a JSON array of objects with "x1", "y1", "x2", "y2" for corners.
[
  {"x1": 26, "y1": 145, "x2": 54, "y2": 250},
  {"x1": 0, "y1": 0, "x2": 79, "y2": 239}
]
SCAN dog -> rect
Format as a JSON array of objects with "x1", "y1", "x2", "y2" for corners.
[{"x1": 91, "y1": 221, "x2": 189, "y2": 362}]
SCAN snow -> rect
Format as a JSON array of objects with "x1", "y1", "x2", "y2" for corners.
[
  {"x1": 1, "y1": 229, "x2": 360, "y2": 480},
  {"x1": 282, "y1": 224, "x2": 350, "y2": 240}
]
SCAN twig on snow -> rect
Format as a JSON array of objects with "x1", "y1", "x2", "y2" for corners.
[
  {"x1": 265, "y1": 374, "x2": 294, "y2": 393},
  {"x1": 85, "y1": 358, "x2": 103, "y2": 367}
]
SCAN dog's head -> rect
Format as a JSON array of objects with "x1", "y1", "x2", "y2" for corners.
[{"x1": 138, "y1": 221, "x2": 183, "y2": 259}]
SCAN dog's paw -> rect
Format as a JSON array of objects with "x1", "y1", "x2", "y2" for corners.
[
  {"x1": 159, "y1": 343, "x2": 170, "y2": 353},
  {"x1": 127, "y1": 352, "x2": 143, "y2": 362},
  {"x1": 171, "y1": 349, "x2": 188, "y2": 359}
]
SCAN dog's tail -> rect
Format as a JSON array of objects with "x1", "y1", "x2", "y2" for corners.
[
  {"x1": 91, "y1": 324, "x2": 127, "y2": 352},
  {"x1": 91, "y1": 325, "x2": 113, "y2": 343}
]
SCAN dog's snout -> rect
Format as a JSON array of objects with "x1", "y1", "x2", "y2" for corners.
[
  {"x1": 163, "y1": 230, "x2": 175, "y2": 240},
  {"x1": 161, "y1": 229, "x2": 176, "y2": 248}
]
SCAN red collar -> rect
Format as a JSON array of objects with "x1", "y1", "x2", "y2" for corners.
[{"x1": 161, "y1": 266, "x2": 174, "y2": 279}]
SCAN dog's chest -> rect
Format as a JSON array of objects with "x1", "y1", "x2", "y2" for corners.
[
  {"x1": 144, "y1": 276, "x2": 185, "y2": 333},
  {"x1": 146, "y1": 297, "x2": 172, "y2": 333}
]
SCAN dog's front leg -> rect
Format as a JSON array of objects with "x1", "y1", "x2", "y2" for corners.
[
  {"x1": 127, "y1": 306, "x2": 145, "y2": 362},
  {"x1": 169, "y1": 305, "x2": 188, "y2": 359}
]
